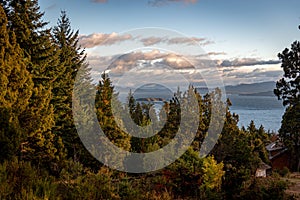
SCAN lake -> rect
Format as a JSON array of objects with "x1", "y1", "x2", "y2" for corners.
[
  {"x1": 228, "y1": 94, "x2": 285, "y2": 132},
  {"x1": 118, "y1": 86, "x2": 286, "y2": 133}
]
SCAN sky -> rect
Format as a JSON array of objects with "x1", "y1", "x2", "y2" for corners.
[{"x1": 39, "y1": 0, "x2": 300, "y2": 87}]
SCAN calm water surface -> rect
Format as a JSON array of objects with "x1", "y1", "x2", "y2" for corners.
[{"x1": 228, "y1": 94, "x2": 285, "y2": 132}]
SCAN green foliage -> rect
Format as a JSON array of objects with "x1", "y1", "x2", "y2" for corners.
[
  {"x1": 275, "y1": 34, "x2": 300, "y2": 171},
  {"x1": 201, "y1": 156, "x2": 224, "y2": 191},
  {"x1": 0, "y1": 159, "x2": 57, "y2": 200},
  {"x1": 0, "y1": 3, "x2": 33, "y2": 162},
  {"x1": 239, "y1": 176, "x2": 288, "y2": 200},
  {"x1": 95, "y1": 73, "x2": 131, "y2": 151},
  {"x1": 3, "y1": 0, "x2": 65, "y2": 168},
  {"x1": 58, "y1": 167, "x2": 119, "y2": 200},
  {"x1": 0, "y1": 1, "x2": 290, "y2": 199},
  {"x1": 274, "y1": 40, "x2": 300, "y2": 107},
  {"x1": 94, "y1": 73, "x2": 131, "y2": 169},
  {"x1": 280, "y1": 167, "x2": 291, "y2": 177},
  {"x1": 51, "y1": 11, "x2": 87, "y2": 162},
  {"x1": 279, "y1": 103, "x2": 300, "y2": 171},
  {"x1": 211, "y1": 110, "x2": 269, "y2": 198}
]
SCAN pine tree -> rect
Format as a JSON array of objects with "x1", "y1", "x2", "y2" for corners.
[
  {"x1": 279, "y1": 103, "x2": 300, "y2": 171},
  {"x1": 51, "y1": 11, "x2": 87, "y2": 161},
  {"x1": 95, "y1": 73, "x2": 131, "y2": 151},
  {"x1": 6, "y1": 0, "x2": 64, "y2": 168},
  {"x1": 274, "y1": 26, "x2": 300, "y2": 171},
  {"x1": 211, "y1": 102, "x2": 261, "y2": 197},
  {"x1": 0, "y1": 4, "x2": 33, "y2": 162},
  {"x1": 94, "y1": 73, "x2": 131, "y2": 169},
  {"x1": 72, "y1": 62, "x2": 98, "y2": 170}
]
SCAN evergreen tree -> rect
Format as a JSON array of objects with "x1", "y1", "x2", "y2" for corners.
[
  {"x1": 211, "y1": 104, "x2": 261, "y2": 198},
  {"x1": 72, "y1": 62, "x2": 98, "y2": 170},
  {"x1": 95, "y1": 73, "x2": 131, "y2": 151},
  {"x1": 95, "y1": 73, "x2": 131, "y2": 168},
  {"x1": 52, "y1": 11, "x2": 87, "y2": 161},
  {"x1": 279, "y1": 103, "x2": 300, "y2": 171},
  {"x1": 0, "y1": 4, "x2": 33, "y2": 162},
  {"x1": 274, "y1": 26, "x2": 300, "y2": 171},
  {"x1": 274, "y1": 40, "x2": 300, "y2": 107},
  {"x1": 6, "y1": 0, "x2": 64, "y2": 169}
]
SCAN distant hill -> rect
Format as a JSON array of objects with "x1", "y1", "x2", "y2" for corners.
[
  {"x1": 121, "y1": 82, "x2": 277, "y2": 102},
  {"x1": 225, "y1": 81, "x2": 276, "y2": 95},
  {"x1": 195, "y1": 81, "x2": 277, "y2": 96}
]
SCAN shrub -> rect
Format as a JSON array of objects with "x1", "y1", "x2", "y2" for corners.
[
  {"x1": 239, "y1": 176, "x2": 288, "y2": 200},
  {"x1": 281, "y1": 167, "x2": 291, "y2": 177},
  {"x1": 0, "y1": 158, "x2": 58, "y2": 199}
]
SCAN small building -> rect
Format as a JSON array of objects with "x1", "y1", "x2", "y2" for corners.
[
  {"x1": 255, "y1": 162, "x2": 272, "y2": 177},
  {"x1": 266, "y1": 141, "x2": 291, "y2": 170}
]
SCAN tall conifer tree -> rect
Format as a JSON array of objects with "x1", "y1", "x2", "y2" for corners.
[
  {"x1": 0, "y1": 4, "x2": 33, "y2": 162},
  {"x1": 52, "y1": 11, "x2": 88, "y2": 161},
  {"x1": 5, "y1": 0, "x2": 64, "y2": 168}
]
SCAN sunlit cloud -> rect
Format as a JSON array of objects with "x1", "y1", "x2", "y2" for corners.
[
  {"x1": 79, "y1": 32, "x2": 133, "y2": 48},
  {"x1": 167, "y1": 37, "x2": 205, "y2": 45},
  {"x1": 79, "y1": 32, "x2": 213, "y2": 48},
  {"x1": 140, "y1": 36, "x2": 213, "y2": 46},
  {"x1": 86, "y1": 49, "x2": 282, "y2": 87},
  {"x1": 140, "y1": 37, "x2": 166, "y2": 46}
]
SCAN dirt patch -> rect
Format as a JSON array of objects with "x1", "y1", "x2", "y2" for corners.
[{"x1": 283, "y1": 173, "x2": 300, "y2": 199}]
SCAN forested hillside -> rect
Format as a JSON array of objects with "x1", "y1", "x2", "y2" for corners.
[{"x1": 0, "y1": 1, "x2": 292, "y2": 199}]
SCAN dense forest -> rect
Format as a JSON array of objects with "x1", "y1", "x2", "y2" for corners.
[{"x1": 0, "y1": 0, "x2": 298, "y2": 199}]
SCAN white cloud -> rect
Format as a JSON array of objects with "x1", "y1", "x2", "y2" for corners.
[
  {"x1": 140, "y1": 36, "x2": 213, "y2": 46},
  {"x1": 79, "y1": 32, "x2": 133, "y2": 48},
  {"x1": 79, "y1": 31, "x2": 213, "y2": 49}
]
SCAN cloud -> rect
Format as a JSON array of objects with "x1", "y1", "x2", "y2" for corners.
[
  {"x1": 222, "y1": 68, "x2": 235, "y2": 73},
  {"x1": 156, "y1": 54, "x2": 195, "y2": 69},
  {"x1": 222, "y1": 67, "x2": 282, "y2": 85},
  {"x1": 106, "y1": 50, "x2": 169, "y2": 74},
  {"x1": 79, "y1": 32, "x2": 213, "y2": 48},
  {"x1": 45, "y1": 4, "x2": 57, "y2": 10},
  {"x1": 91, "y1": 0, "x2": 108, "y2": 3},
  {"x1": 105, "y1": 50, "x2": 216, "y2": 73},
  {"x1": 78, "y1": 32, "x2": 133, "y2": 48},
  {"x1": 140, "y1": 37, "x2": 166, "y2": 46},
  {"x1": 195, "y1": 52, "x2": 226, "y2": 58},
  {"x1": 207, "y1": 52, "x2": 227, "y2": 56},
  {"x1": 87, "y1": 50, "x2": 219, "y2": 82},
  {"x1": 220, "y1": 58, "x2": 281, "y2": 67},
  {"x1": 167, "y1": 37, "x2": 206, "y2": 45},
  {"x1": 87, "y1": 51, "x2": 283, "y2": 87},
  {"x1": 148, "y1": 0, "x2": 198, "y2": 7},
  {"x1": 140, "y1": 36, "x2": 212, "y2": 46}
]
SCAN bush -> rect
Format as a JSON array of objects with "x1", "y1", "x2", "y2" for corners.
[
  {"x1": 57, "y1": 167, "x2": 119, "y2": 199},
  {"x1": 281, "y1": 167, "x2": 291, "y2": 177},
  {"x1": 239, "y1": 176, "x2": 288, "y2": 200},
  {"x1": 0, "y1": 158, "x2": 58, "y2": 199}
]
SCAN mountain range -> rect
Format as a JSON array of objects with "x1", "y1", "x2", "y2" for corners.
[{"x1": 225, "y1": 81, "x2": 276, "y2": 96}]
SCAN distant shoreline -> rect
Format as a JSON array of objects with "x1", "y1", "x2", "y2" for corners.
[{"x1": 237, "y1": 90, "x2": 274, "y2": 97}]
